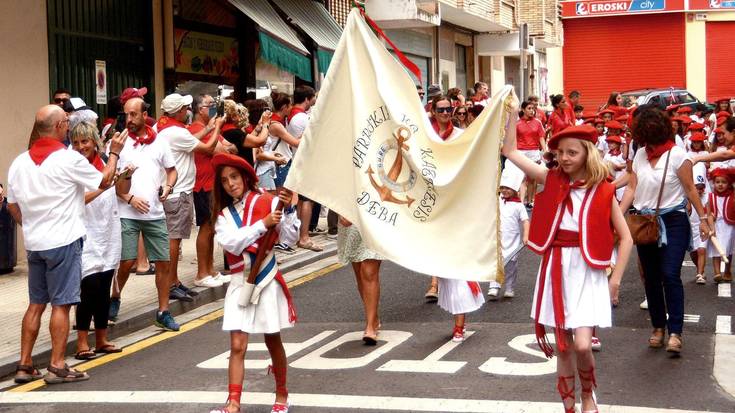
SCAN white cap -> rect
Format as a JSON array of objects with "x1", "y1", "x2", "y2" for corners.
[
  {"x1": 500, "y1": 161, "x2": 525, "y2": 192},
  {"x1": 693, "y1": 162, "x2": 707, "y2": 186},
  {"x1": 69, "y1": 97, "x2": 88, "y2": 110},
  {"x1": 161, "y1": 93, "x2": 193, "y2": 114}
]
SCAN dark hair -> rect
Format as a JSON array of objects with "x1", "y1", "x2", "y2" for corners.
[
  {"x1": 272, "y1": 93, "x2": 291, "y2": 112},
  {"x1": 430, "y1": 94, "x2": 451, "y2": 113},
  {"x1": 521, "y1": 101, "x2": 532, "y2": 110},
  {"x1": 210, "y1": 165, "x2": 260, "y2": 224},
  {"x1": 53, "y1": 87, "x2": 71, "y2": 96},
  {"x1": 192, "y1": 94, "x2": 208, "y2": 114},
  {"x1": 473, "y1": 82, "x2": 487, "y2": 93},
  {"x1": 551, "y1": 94, "x2": 564, "y2": 109},
  {"x1": 569, "y1": 90, "x2": 581, "y2": 99},
  {"x1": 244, "y1": 99, "x2": 269, "y2": 126},
  {"x1": 606, "y1": 91, "x2": 621, "y2": 107},
  {"x1": 632, "y1": 107, "x2": 674, "y2": 146},
  {"x1": 527, "y1": 95, "x2": 540, "y2": 102},
  {"x1": 416, "y1": 84, "x2": 423, "y2": 91},
  {"x1": 447, "y1": 87, "x2": 462, "y2": 100},
  {"x1": 106, "y1": 96, "x2": 122, "y2": 118},
  {"x1": 574, "y1": 105, "x2": 584, "y2": 112},
  {"x1": 293, "y1": 85, "x2": 316, "y2": 104},
  {"x1": 726, "y1": 116, "x2": 735, "y2": 133}
]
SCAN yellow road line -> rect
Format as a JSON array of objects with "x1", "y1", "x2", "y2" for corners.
[{"x1": 9, "y1": 262, "x2": 341, "y2": 393}]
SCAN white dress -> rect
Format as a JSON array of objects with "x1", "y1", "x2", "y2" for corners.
[
  {"x1": 707, "y1": 194, "x2": 734, "y2": 258},
  {"x1": 438, "y1": 278, "x2": 485, "y2": 315},
  {"x1": 215, "y1": 195, "x2": 300, "y2": 334},
  {"x1": 530, "y1": 188, "x2": 612, "y2": 329},
  {"x1": 689, "y1": 192, "x2": 708, "y2": 251}
]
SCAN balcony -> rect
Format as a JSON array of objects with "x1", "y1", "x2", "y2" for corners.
[
  {"x1": 439, "y1": 0, "x2": 514, "y2": 32},
  {"x1": 365, "y1": 0, "x2": 441, "y2": 29}
]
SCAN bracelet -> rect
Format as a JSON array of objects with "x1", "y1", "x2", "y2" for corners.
[
  {"x1": 127, "y1": 195, "x2": 134, "y2": 205},
  {"x1": 109, "y1": 152, "x2": 119, "y2": 158}
]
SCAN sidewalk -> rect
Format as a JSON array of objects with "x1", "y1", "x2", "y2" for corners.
[{"x1": 0, "y1": 226, "x2": 337, "y2": 378}]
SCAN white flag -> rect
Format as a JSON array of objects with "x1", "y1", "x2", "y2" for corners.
[{"x1": 285, "y1": 9, "x2": 514, "y2": 282}]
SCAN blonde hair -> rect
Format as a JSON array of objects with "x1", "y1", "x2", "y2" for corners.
[
  {"x1": 70, "y1": 121, "x2": 103, "y2": 153},
  {"x1": 223, "y1": 99, "x2": 238, "y2": 122},
  {"x1": 580, "y1": 140, "x2": 609, "y2": 188},
  {"x1": 235, "y1": 104, "x2": 249, "y2": 128}
]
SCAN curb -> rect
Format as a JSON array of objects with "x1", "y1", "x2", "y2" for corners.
[{"x1": 0, "y1": 245, "x2": 337, "y2": 380}]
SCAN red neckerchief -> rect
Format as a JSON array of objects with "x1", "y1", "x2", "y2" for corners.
[
  {"x1": 559, "y1": 178, "x2": 587, "y2": 214},
  {"x1": 245, "y1": 124, "x2": 255, "y2": 134},
  {"x1": 156, "y1": 116, "x2": 185, "y2": 132},
  {"x1": 29, "y1": 137, "x2": 66, "y2": 165},
  {"x1": 288, "y1": 106, "x2": 306, "y2": 123},
  {"x1": 90, "y1": 153, "x2": 104, "y2": 172},
  {"x1": 221, "y1": 122, "x2": 237, "y2": 133},
  {"x1": 710, "y1": 190, "x2": 733, "y2": 219},
  {"x1": 503, "y1": 196, "x2": 522, "y2": 204},
  {"x1": 271, "y1": 113, "x2": 285, "y2": 126},
  {"x1": 431, "y1": 118, "x2": 454, "y2": 141},
  {"x1": 128, "y1": 125, "x2": 157, "y2": 146},
  {"x1": 471, "y1": 95, "x2": 485, "y2": 103},
  {"x1": 645, "y1": 140, "x2": 675, "y2": 160}
]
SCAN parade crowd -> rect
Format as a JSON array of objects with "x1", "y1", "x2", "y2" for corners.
[{"x1": 3, "y1": 81, "x2": 734, "y2": 413}]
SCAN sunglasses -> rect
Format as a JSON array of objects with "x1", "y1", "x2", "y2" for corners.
[
  {"x1": 435, "y1": 107, "x2": 452, "y2": 114},
  {"x1": 456, "y1": 111, "x2": 467, "y2": 116},
  {"x1": 54, "y1": 97, "x2": 69, "y2": 104}
]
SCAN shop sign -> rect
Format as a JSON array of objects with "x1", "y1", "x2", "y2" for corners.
[
  {"x1": 690, "y1": 0, "x2": 735, "y2": 8},
  {"x1": 561, "y1": 0, "x2": 688, "y2": 17},
  {"x1": 174, "y1": 29, "x2": 239, "y2": 78}
]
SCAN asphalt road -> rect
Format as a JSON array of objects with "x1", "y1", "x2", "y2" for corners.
[{"x1": 1, "y1": 248, "x2": 733, "y2": 413}]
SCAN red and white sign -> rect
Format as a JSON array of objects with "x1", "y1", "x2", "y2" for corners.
[{"x1": 561, "y1": 0, "x2": 686, "y2": 17}]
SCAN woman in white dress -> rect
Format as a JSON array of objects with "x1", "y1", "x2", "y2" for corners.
[
  {"x1": 210, "y1": 153, "x2": 299, "y2": 413},
  {"x1": 504, "y1": 106, "x2": 633, "y2": 413}
]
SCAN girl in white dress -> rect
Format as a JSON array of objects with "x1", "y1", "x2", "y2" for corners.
[
  {"x1": 706, "y1": 168, "x2": 734, "y2": 283},
  {"x1": 210, "y1": 153, "x2": 299, "y2": 413},
  {"x1": 503, "y1": 109, "x2": 633, "y2": 413}
]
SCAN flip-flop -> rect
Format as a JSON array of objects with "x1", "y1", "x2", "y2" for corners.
[
  {"x1": 75, "y1": 350, "x2": 97, "y2": 360},
  {"x1": 94, "y1": 344, "x2": 123, "y2": 354}
]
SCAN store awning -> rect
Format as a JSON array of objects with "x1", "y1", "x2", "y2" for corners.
[
  {"x1": 228, "y1": 0, "x2": 312, "y2": 81},
  {"x1": 271, "y1": 0, "x2": 343, "y2": 74}
]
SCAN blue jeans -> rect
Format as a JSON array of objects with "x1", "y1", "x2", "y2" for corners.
[{"x1": 636, "y1": 210, "x2": 690, "y2": 335}]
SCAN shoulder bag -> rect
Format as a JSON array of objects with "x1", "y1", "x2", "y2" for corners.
[{"x1": 625, "y1": 149, "x2": 672, "y2": 245}]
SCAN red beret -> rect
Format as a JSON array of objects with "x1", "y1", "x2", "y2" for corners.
[
  {"x1": 605, "y1": 120, "x2": 624, "y2": 130},
  {"x1": 710, "y1": 168, "x2": 735, "y2": 182},
  {"x1": 581, "y1": 111, "x2": 597, "y2": 120},
  {"x1": 120, "y1": 87, "x2": 148, "y2": 104},
  {"x1": 689, "y1": 132, "x2": 706, "y2": 142},
  {"x1": 688, "y1": 123, "x2": 705, "y2": 132},
  {"x1": 717, "y1": 117, "x2": 729, "y2": 126},
  {"x1": 717, "y1": 111, "x2": 731, "y2": 118},
  {"x1": 715, "y1": 98, "x2": 731, "y2": 104},
  {"x1": 548, "y1": 125, "x2": 598, "y2": 150},
  {"x1": 615, "y1": 114, "x2": 629, "y2": 122},
  {"x1": 211, "y1": 153, "x2": 257, "y2": 184},
  {"x1": 671, "y1": 116, "x2": 687, "y2": 123},
  {"x1": 593, "y1": 117, "x2": 606, "y2": 125},
  {"x1": 676, "y1": 106, "x2": 692, "y2": 114},
  {"x1": 605, "y1": 134, "x2": 622, "y2": 144},
  {"x1": 598, "y1": 109, "x2": 615, "y2": 116},
  {"x1": 583, "y1": 118, "x2": 596, "y2": 125},
  {"x1": 665, "y1": 104, "x2": 681, "y2": 112}
]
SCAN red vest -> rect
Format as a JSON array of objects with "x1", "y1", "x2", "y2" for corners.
[
  {"x1": 527, "y1": 169, "x2": 615, "y2": 269},
  {"x1": 223, "y1": 190, "x2": 276, "y2": 269},
  {"x1": 711, "y1": 193, "x2": 735, "y2": 225}
]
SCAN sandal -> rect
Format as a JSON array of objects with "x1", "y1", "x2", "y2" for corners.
[
  {"x1": 75, "y1": 349, "x2": 97, "y2": 360},
  {"x1": 362, "y1": 332, "x2": 378, "y2": 346},
  {"x1": 14, "y1": 364, "x2": 43, "y2": 384},
  {"x1": 44, "y1": 364, "x2": 90, "y2": 384},
  {"x1": 714, "y1": 273, "x2": 724, "y2": 283},
  {"x1": 648, "y1": 328, "x2": 665, "y2": 348},
  {"x1": 578, "y1": 367, "x2": 598, "y2": 413},
  {"x1": 666, "y1": 334, "x2": 682, "y2": 354},
  {"x1": 136, "y1": 263, "x2": 156, "y2": 275},
  {"x1": 557, "y1": 375, "x2": 576, "y2": 413},
  {"x1": 94, "y1": 344, "x2": 123, "y2": 354},
  {"x1": 271, "y1": 402, "x2": 290, "y2": 413},
  {"x1": 209, "y1": 400, "x2": 240, "y2": 413},
  {"x1": 297, "y1": 240, "x2": 323, "y2": 252},
  {"x1": 695, "y1": 274, "x2": 706, "y2": 284}
]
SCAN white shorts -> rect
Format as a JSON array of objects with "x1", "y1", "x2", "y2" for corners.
[{"x1": 519, "y1": 149, "x2": 542, "y2": 164}]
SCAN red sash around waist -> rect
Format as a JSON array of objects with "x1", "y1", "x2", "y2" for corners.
[{"x1": 534, "y1": 229, "x2": 579, "y2": 358}]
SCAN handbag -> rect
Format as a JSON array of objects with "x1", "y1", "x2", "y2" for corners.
[{"x1": 625, "y1": 149, "x2": 671, "y2": 245}]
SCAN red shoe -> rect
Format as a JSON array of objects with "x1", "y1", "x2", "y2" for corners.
[
  {"x1": 557, "y1": 375, "x2": 576, "y2": 413},
  {"x1": 271, "y1": 402, "x2": 289, "y2": 413},
  {"x1": 451, "y1": 325, "x2": 465, "y2": 342}
]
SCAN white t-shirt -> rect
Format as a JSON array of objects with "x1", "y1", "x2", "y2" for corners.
[
  {"x1": 6, "y1": 148, "x2": 102, "y2": 251},
  {"x1": 255, "y1": 135, "x2": 277, "y2": 177},
  {"x1": 632, "y1": 146, "x2": 690, "y2": 211},
  {"x1": 499, "y1": 198, "x2": 529, "y2": 258},
  {"x1": 157, "y1": 125, "x2": 199, "y2": 198},
  {"x1": 285, "y1": 111, "x2": 309, "y2": 158},
  {"x1": 82, "y1": 185, "x2": 121, "y2": 277},
  {"x1": 116, "y1": 136, "x2": 176, "y2": 220}
]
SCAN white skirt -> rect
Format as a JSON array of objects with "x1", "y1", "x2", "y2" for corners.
[
  {"x1": 530, "y1": 247, "x2": 612, "y2": 329},
  {"x1": 222, "y1": 272, "x2": 295, "y2": 334},
  {"x1": 689, "y1": 215, "x2": 706, "y2": 250},
  {"x1": 437, "y1": 278, "x2": 485, "y2": 315},
  {"x1": 708, "y1": 218, "x2": 734, "y2": 258}
]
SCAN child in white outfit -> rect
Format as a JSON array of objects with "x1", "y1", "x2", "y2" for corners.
[
  {"x1": 689, "y1": 163, "x2": 709, "y2": 284},
  {"x1": 488, "y1": 162, "x2": 529, "y2": 299},
  {"x1": 707, "y1": 168, "x2": 734, "y2": 283}
]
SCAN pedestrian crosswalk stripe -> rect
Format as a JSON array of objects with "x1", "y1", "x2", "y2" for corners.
[
  {"x1": 716, "y1": 316, "x2": 732, "y2": 335},
  {"x1": 683, "y1": 314, "x2": 700, "y2": 323},
  {"x1": 718, "y1": 283, "x2": 731, "y2": 298},
  {"x1": 0, "y1": 391, "x2": 727, "y2": 413}
]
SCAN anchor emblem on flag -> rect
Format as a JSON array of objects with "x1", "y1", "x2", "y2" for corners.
[{"x1": 367, "y1": 126, "x2": 418, "y2": 207}]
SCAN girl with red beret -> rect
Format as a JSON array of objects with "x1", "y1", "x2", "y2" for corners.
[
  {"x1": 504, "y1": 102, "x2": 633, "y2": 413},
  {"x1": 706, "y1": 168, "x2": 734, "y2": 283},
  {"x1": 209, "y1": 153, "x2": 299, "y2": 413}
]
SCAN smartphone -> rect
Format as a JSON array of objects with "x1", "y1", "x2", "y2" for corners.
[
  {"x1": 114, "y1": 112, "x2": 126, "y2": 133},
  {"x1": 216, "y1": 100, "x2": 225, "y2": 117}
]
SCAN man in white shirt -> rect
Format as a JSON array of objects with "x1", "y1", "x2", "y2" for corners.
[
  {"x1": 156, "y1": 93, "x2": 224, "y2": 295},
  {"x1": 7, "y1": 104, "x2": 124, "y2": 384},
  {"x1": 110, "y1": 97, "x2": 180, "y2": 331}
]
